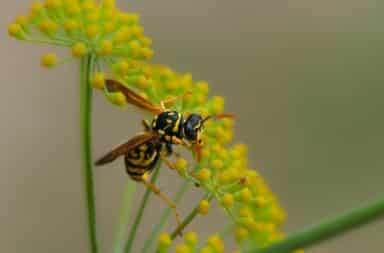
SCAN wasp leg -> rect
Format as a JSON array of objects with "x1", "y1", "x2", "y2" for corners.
[
  {"x1": 161, "y1": 156, "x2": 177, "y2": 170},
  {"x1": 141, "y1": 119, "x2": 151, "y2": 131},
  {"x1": 161, "y1": 156, "x2": 201, "y2": 187},
  {"x1": 140, "y1": 177, "x2": 183, "y2": 235}
]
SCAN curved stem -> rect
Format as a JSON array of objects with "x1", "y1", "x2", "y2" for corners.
[
  {"x1": 124, "y1": 164, "x2": 162, "y2": 253},
  {"x1": 170, "y1": 194, "x2": 213, "y2": 239},
  {"x1": 248, "y1": 196, "x2": 384, "y2": 253},
  {"x1": 141, "y1": 181, "x2": 190, "y2": 253},
  {"x1": 80, "y1": 55, "x2": 98, "y2": 253}
]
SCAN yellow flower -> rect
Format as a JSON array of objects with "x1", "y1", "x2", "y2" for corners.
[
  {"x1": 198, "y1": 200, "x2": 210, "y2": 215},
  {"x1": 41, "y1": 53, "x2": 57, "y2": 68}
]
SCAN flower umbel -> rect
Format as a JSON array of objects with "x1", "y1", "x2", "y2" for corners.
[{"x1": 8, "y1": 0, "x2": 153, "y2": 69}]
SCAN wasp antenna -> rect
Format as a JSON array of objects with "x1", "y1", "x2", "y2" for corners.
[{"x1": 214, "y1": 113, "x2": 236, "y2": 119}]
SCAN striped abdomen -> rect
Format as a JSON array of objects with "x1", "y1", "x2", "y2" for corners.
[{"x1": 124, "y1": 141, "x2": 161, "y2": 181}]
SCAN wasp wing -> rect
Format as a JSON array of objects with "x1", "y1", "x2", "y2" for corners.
[
  {"x1": 106, "y1": 79, "x2": 163, "y2": 114},
  {"x1": 95, "y1": 132, "x2": 159, "y2": 166}
]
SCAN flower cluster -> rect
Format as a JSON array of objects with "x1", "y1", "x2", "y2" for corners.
[
  {"x1": 7, "y1": 1, "x2": 291, "y2": 252},
  {"x1": 7, "y1": 0, "x2": 153, "y2": 67}
]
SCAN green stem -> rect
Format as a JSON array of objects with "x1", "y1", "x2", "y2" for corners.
[
  {"x1": 124, "y1": 164, "x2": 162, "y2": 253},
  {"x1": 141, "y1": 181, "x2": 190, "y2": 253},
  {"x1": 113, "y1": 180, "x2": 137, "y2": 253},
  {"x1": 248, "y1": 196, "x2": 384, "y2": 253},
  {"x1": 170, "y1": 194, "x2": 213, "y2": 239},
  {"x1": 80, "y1": 55, "x2": 98, "y2": 253}
]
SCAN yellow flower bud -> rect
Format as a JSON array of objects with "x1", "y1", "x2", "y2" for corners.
[
  {"x1": 117, "y1": 60, "x2": 129, "y2": 75},
  {"x1": 31, "y1": 1, "x2": 43, "y2": 13},
  {"x1": 40, "y1": 53, "x2": 57, "y2": 68},
  {"x1": 44, "y1": 0, "x2": 61, "y2": 9},
  {"x1": 140, "y1": 36, "x2": 152, "y2": 47},
  {"x1": 175, "y1": 244, "x2": 190, "y2": 253},
  {"x1": 221, "y1": 193, "x2": 234, "y2": 208},
  {"x1": 98, "y1": 40, "x2": 113, "y2": 55},
  {"x1": 211, "y1": 96, "x2": 224, "y2": 114},
  {"x1": 197, "y1": 168, "x2": 211, "y2": 181},
  {"x1": 235, "y1": 227, "x2": 249, "y2": 242},
  {"x1": 64, "y1": 19, "x2": 79, "y2": 33},
  {"x1": 157, "y1": 232, "x2": 171, "y2": 248},
  {"x1": 15, "y1": 16, "x2": 29, "y2": 26},
  {"x1": 218, "y1": 171, "x2": 231, "y2": 184},
  {"x1": 199, "y1": 247, "x2": 212, "y2": 253},
  {"x1": 254, "y1": 195, "x2": 267, "y2": 207},
  {"x1": 210, "y1": 159, "x2": 223, "y2": 170},
  {"x1": 239, "y1": 207, "x2": 251, "y2": 218},
  {"x1": 137, "y1": 75, "x2": 150, "y2": 88},
  {"x1": 109, "y1": 92, "x2": 126, "y2": 106},
  {"x1": 196, "y1": 81, "x2": 209, "y2": 94},
  {"x1": 39, "y1": 19, "x2": 58, "y2": 33},
  {"x1": 184, "y1": 231, "x2": 198, "y2": 246},
  {"x1": 81, "y1": 0, "x2": 96, "y2": 11},
  {"x1": 103, "y1": 21, "x2": 116, "y2": 33},
  {"x1": 65, "y1": 2, "x2": 81, "y2": 15},
  {"x1": 207, "y1": 234, "x2": 224, "y2": 253},
  {"x1": 86, "y1": 24, "x2": 99, "y2": 38},
  {"x1": 102, "y1": 0, "x2": 115, "y2": 8},
  {"x1": 239, "y1": 187, "x2": 252, "y2": 203},
  {"x1": 166, "y1": 80, "x2": 178, "y2": 91},
  {"x1": 71, "y1": 42, "x2": 87, "y2": 57},
  {"x1": 91, "y1": 72, "x2": 105, "y2": 89},
  {"x1": 7, "y1": 23, "x2": 22, "y2": 38},
  {"x1": 86, "y1": 11, "x2": 100, "y2": 23},
  {"x1": 175, "y1": 157, "x2": 187, "y2": 172},
  {"x1": 141, "y1": 47, "x2": 154, "y2": 59},
  {"x1": 198, "y1": 199, "x2": 210, "y2": 215},
  {"x1": 222, "y1": 118, "x2": 235, "y2": 128}
]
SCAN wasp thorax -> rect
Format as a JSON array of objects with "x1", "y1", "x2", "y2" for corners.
[
  {"x1": 183, "y1": 113, "x2": 204, "y2": 144},
  {"x1": 152, "y1": 111, "x2": 183, "y2": 143}
]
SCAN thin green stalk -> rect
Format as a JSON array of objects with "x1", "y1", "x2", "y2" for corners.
[
  {"x1": 113, "y1": 180, "x2": 137, "y2": 253},
  {"x1": 80, "y1": 55, "x2": 98, "y2": 253},
  {"x1": 124, "y1": 164, "x2": 162, "y2": 253},
  {"x1": 248, "y1": 196, "x2": 384, "y2": 253},
  {"x1": 141, "y1": 181, "x2": 190, "y2": 253},
  {"x1": 170, "y1": 194, "x2": 213, "y2": 239}
]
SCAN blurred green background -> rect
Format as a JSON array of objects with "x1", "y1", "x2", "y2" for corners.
[{"x1": 1, "y1": 0, "x2": 383, "y2": 252}]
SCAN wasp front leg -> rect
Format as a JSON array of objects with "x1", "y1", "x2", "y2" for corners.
[{"x1": 141, "y1": 119, "x2": 151, "y2": 131}]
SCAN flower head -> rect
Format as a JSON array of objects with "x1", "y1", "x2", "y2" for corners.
[{"x1": 7, "y1": 0, "x2": 153, "y2": 69}]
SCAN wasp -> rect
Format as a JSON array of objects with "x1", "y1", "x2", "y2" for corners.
[{"x1": 95, "y1": 79, "x2": 234, "y2": 228}]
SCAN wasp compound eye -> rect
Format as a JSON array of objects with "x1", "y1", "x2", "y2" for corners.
[{"x1": 183, "y1": 113, "x2": 203, "y2": 142}]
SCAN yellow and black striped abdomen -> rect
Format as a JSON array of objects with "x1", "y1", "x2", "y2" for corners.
[{"x1": 124, "y1": 141, "x2": 161, "y2": 181}]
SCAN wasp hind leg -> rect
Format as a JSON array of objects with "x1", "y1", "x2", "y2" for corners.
[{"x1": 140, "y1": 177, "x2": 183, "y2": 236}]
